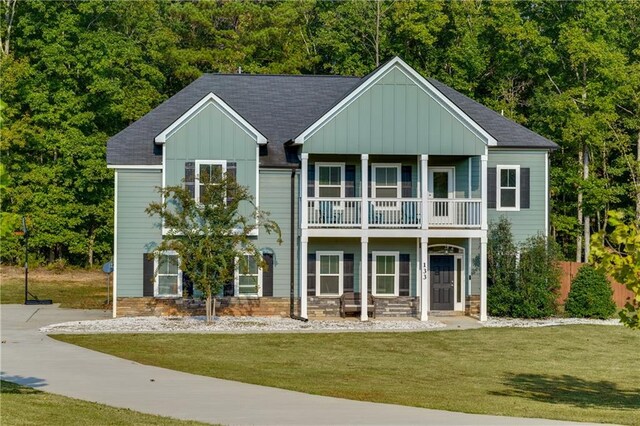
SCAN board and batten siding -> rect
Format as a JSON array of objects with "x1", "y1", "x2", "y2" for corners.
[
  {"x1": 164, "y1": 102, "x2": 258, "y2": 218},
  {"x1": 115, "y1": 170, "x2": 162, "y2": 297},
  {"x1": 257, "y1": 169, "x2": 298, "y2": 297},
  {"x1": 487, "y1": 150, "x2": 547, "y2": 244},
  {"x1": 303, "y1": 67, "x2": 486, "y2": 156}
]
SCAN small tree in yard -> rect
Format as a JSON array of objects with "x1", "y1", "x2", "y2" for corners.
[
  {"x1": 565, "y1": 265, "x2": 616, "y2": 319},
  {"x1": 591, "y1": 211, "x2": 640, "y2": 329},
  {"x1": 487, "y1": 217, "x2": 518, "y2": 316},
  {"x1": 146, "y1": 170, "x2": 281, "y2": 323}
]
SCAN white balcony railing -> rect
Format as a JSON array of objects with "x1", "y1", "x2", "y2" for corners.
[{"x1": 306, "y1": 198, "x2": 481, "y2": 229}]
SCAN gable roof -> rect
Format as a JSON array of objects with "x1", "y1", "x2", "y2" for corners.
[{"x1": 107, "y1": 60, "x2": 557, "y2": 167}]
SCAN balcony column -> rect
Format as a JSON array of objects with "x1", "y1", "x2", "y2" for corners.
[
  {"x1": 420, "y1": 155, "x2": 429, "y2": 230},
  {"x1": 360, "y1": 236, "x2": 369, "y2": 321},
  {"x1": 420, "y1": 236, "x2": 429, "y2": 321},
  {"x1": 301, "y1": 153, "x2": 309, "y2": 230},
  {"x1": 361, "y1": 154, "x2": 369, "y2": 230},
  {"x1": 481, "y1": 153, "x2": 488, "y2": 231},
  {"x1": 480, "y1": 235, "x2": 487, "y2": 322},
  {"x1": 301, "y1": 235, "x2": 308, "y2": 319}
]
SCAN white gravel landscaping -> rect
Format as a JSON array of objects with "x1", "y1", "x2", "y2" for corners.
[
  {"x1": 40, "y1": 316, "x2": 447, "y2": 334},
  {"x1": 483, "y1": 316, "x2": 621, "y2": 328}
]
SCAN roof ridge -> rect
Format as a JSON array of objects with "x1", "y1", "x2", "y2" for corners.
[{"x1": 202, "y1": 73, "x2": 361, "y2": 79}]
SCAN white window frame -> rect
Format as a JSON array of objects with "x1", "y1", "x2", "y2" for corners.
[
  {"x1": 496, "y1": 165, "x2": 520, "y2": 211},
  {"x1": 315, "y1": 163, "x2": 345, "y2": 198},
  {"x1": 154, "y1": 251, "x2": 183, "y2": 298},
  {"x1": 372, "y1": 163, "x2": 402, "y2": 199},
  {"x1": 316, "y1": 251, "x2": 344, "y2": 296},
  {"x1": 428, "y1": 167, "x2": 455, "y2": 199},
  {"x1": 235, "y1": 254, "x2": 262, "y2": 297},
  {"x1": 194, "y1": 160, "x2": 227, "y2": 203},
  {"x1": 372, "y1": 251, "x2": 399, "y2": 297}
]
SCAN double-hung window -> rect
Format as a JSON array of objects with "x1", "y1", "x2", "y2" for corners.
[
  {"x1": 155, "y1": 251, "x2": 182, "y2": 297},
  {"x1": 195, "y1": 160, "x2": 226, "y2": 203},
  {"x1": 316, "y1": 164, "x2": 344, "y2": 198},
  {"x1": 236, "y1": 254, "x2": 261, "y2": 296},
  {"x1": 372, "y1": 251, "x2": 399, "y2": 296},
  {"x1": 316, "y1": 251, "x2": 343, "y2": 296},
  {"x1": 372, "y1": 164, "x2": 400, "y2": 198},
  {"x1": 497, "y1": 165, "x2": 520, "y2": 211}
]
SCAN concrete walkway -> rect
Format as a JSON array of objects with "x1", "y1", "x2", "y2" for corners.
[{"x1": 1, "y1": 304, "x2": 593, "y2": 425}]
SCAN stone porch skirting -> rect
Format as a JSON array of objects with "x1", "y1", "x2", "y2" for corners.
[
  {"x1": 116, "y1": 297, "x2": 291, "y2": 317},
  {"x1": 307, "y1": 296, "x2": 419, "y2": 318}
]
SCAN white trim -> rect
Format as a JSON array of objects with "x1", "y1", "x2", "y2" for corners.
[
  {"x1": 315, "y1": 162, "x2": 345, "y2": 198},
  {"x1": 112, "y1": 171, "x2": 118, "y2": 318},
  {"x1": 420, "y1": 236, "x2": 428, "y2": 321},
  {"x1": 161, "y1": 144, "x2": 168, "y2": 235},
  {"x1": 427, "y1": 244, "x2": 466, "y2": 312},
  {"x1": 481, "y1": 153, "x2": 488, "y2": 231},
  {"x1": 194, "y1": 160, "x2": 227, "y2": 203},
  {"x1": 360, "y1": 236, "x2": 369, "y2": 321},
  {"x1": 107, "y1": 164, "x2": 163, "y2": 170},
  {"x1": 371, "y1": 163, "x2": 402, "y2": 199},
  {"x1": 234, "y1": 254, "x2": 263, "y2": 297},
  {"x1": 305, "y1": 227, "x2": 486, "y2": 239},
  {"x1": 496, "y1": 165, "x2": 520, "y2": 211},
  {"x1": 545, "y1": 151, "x2": 549, "y2": 238},
  {"x1": 300, "y1": 237, "x2": 308, "y2": 318},
  {"x1": 480, "y1": 236, "x2": 488, "y2": 322},
  {"x1": 316, "y1": 251, "x2": 344, "y2": 297},
  {"x1": 155, "y1": 92, "x2": 267, "y2": 145},
  {"x1": 154, "y1": 251, "x2": 183, "y2": 298},
  {"x1": 371, "y1": 251, "x2": 399, "y2": 297},
  {"x1": 428, "y1": 167, "x2": 455, "y2": 199},
  {"x1": 293, "y1": 57, "x2": 497, "y2": 146}
]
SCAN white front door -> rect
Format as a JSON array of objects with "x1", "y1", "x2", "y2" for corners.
[{"x1": 429, "y1": 167, "x2": 454, "y2": 225}]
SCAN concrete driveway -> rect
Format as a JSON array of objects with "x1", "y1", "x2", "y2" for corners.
[{"x1": 1, "y1": 304, "x2": 594, "y2": 425}]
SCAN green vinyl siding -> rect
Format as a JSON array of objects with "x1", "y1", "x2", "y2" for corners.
[
  {"x1": 115, "y1": 170, "x2": 162, "y2": 297},
  {"x1": 165, "y1": 102, "x2": 258, "y2": 219},
  {"x1": 257, "y1": 169, "x2": 298, "y2": 297},
  {"x1": 304, "y1": 67, "x2": 486, "y2": 156},
  {"x1": 308, "y1": 238, "x2": 417, "y2": 296},
  {"x1": 487, "y1": 150, "x2": 547, "y2": 244}
]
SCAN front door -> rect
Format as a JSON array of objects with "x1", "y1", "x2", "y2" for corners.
[{"x1": 430, "y1": 255, "x2": 454, "y2": 310}]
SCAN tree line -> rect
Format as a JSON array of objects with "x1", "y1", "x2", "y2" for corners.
[{"x1": 1, "y1": 0, "x2": 638, "y2": 266}]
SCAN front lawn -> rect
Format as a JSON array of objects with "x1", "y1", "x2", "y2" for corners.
[
  {"x1": 0, "y1": 267, "x2": 108, "y2": 309},
  {"x1": 0, "y1": 380, "x2": 207, "y2": 425},
  {"x1": 54, "y1": 325, "x2": 640, "y2": 425}
]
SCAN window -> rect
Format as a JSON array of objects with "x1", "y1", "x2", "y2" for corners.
[
  {"x1": 155, "y1": 252, "x2": 182, "y2": 297},
  {"x1": 195, "y1": 160, "x2": 226, "y2": 203},
  {"x1": 316, "y1": 251, "x2": 343, "y2": 296},
  {"x1": 316, "y1": 164, "x2": 344, "y2": 198},
  {"x1": 372, "y1": 165, "x2": 400, "y2": 198},
  {"x1": 372, "y1": 252, "x2": 399, "y2": 296},
  {"x1": 497, "y1": 165, "x2": 520, "y2": 211},
  {"x1": 236, "y1": 254, "x2": 261, "y2": 296}
]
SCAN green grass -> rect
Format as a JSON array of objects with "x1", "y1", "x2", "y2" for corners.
[
  {"x1": 0, "y1": 380, "x2": 207, "y2": 425},
  {"x1": 54, "y1": 326, "x2": 640, "y2": 425},
  {"x1": 0, "y1": 267, "x2": 108, "y2": 309}
]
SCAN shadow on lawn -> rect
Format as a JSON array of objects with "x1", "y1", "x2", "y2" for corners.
[
  {"x1": 492, "y1": 373, "x2": 640, "y2": 410},
  {"x1": 1, "y1": 373, "x2": 47, "y2": 394}
]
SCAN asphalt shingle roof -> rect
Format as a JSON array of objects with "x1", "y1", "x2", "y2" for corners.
[{"x1": 107, "y1": 69, "x2": 557, "y2": 167}]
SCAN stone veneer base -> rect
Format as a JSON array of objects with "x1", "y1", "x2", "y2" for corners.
[{"x1": 116, "y1": 297, "x2": 291, "y2": 317}]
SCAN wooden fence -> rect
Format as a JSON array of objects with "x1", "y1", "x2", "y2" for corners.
[{"x1": 557, "y1": 261, "x2": 634, "y2": 308}]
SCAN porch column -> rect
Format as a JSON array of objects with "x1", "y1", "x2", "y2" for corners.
[
  {"x1": 301, "y1": 153, "x2": 309, "y2": 230},
  {"x1": 361, "y1": 154, "x2": 369, "y2": 230},
  {"x1": 480, "y1": 235, "x2": 488, "y2": 322},
  {"x1": 420, "y1": 236, "x2": 429, "y2": 321},
  {"x1": 360, "y1": 236, "x2": 369, "y2": 321},
  {"x1": 301, "y1": 235, "x2": 308, "y2": 319},
  {"x1": 420, "y1": 155, "x2": 429, "y2": 230},
  {"x1": 481, "y1": 153, "x2": 488, "y2": 231}
]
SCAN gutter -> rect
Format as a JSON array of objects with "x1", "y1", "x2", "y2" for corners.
[{"x1": 289, "y1": 166, "x2": 308, "y2": 322}]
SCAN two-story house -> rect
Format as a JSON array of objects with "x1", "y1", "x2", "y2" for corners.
[{"x1": 106, "y1": 57, "x2": 557, "y2": 321}]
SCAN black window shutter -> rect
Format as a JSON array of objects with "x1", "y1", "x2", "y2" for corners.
[
  {"x1": 487, "y1": 167, "x2": 497, "y2": 209},
  {"x1": 343, "y1": 253, "x2": 354, "y2": 293},
  {"x1": 367, "y1": 253, "x2": 372, "y2": 294},
  {"x1": 399, "y1": 253, "x2": 410, "y2": 296},
  {"x1": 368, "y1": 165, "x2": 372, "y2": 197},
  {"x1": 520, "y1": 168, "x2": 530, "y2": 209},
  {"x1": 401, "y1": 165, "x2": 412, "y2": 197},
  {"x1": 183, "y1": 273, "x2": 193, "y2": 298},
  {"x1": 307, "y1": 164, "x2": 315, "y2": 197},
  {"x1": 345, "y1": 165, "x2": 356, "y2": 197},
  {"x1": 185, "y1": 162, "x2": 195, "y2": 198},
  {"x1": 223, "y1": 259, "x2": 235, "y2": 296},
  {"x1": 307, "y1": 253, "x2": 316, "y2": 296},
  {"x1": 226, "y1": 162, "x2": 237, "y2": 205},
  {"x1": 262, "y1": 253, "x2": 274, "y2": 297},
  {"x1": 143, "y1": 254, "x2": 154, "y2": 297}
]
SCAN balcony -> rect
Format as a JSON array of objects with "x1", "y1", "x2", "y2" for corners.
[{"x1": 306, "y1": 198, "x2": 481, "y2": 229}]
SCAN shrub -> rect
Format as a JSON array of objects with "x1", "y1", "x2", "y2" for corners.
[
  {"x1": 565, "y1": 266, "x2": 616, "y2": 319},
  {"x1": 487, "y1": 217, "x2": 518, "y2": 316}
]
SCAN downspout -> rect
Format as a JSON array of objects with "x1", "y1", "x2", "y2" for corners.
[{"x1": 290, "y1": 166, "x2": 308, "y2": 322}]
